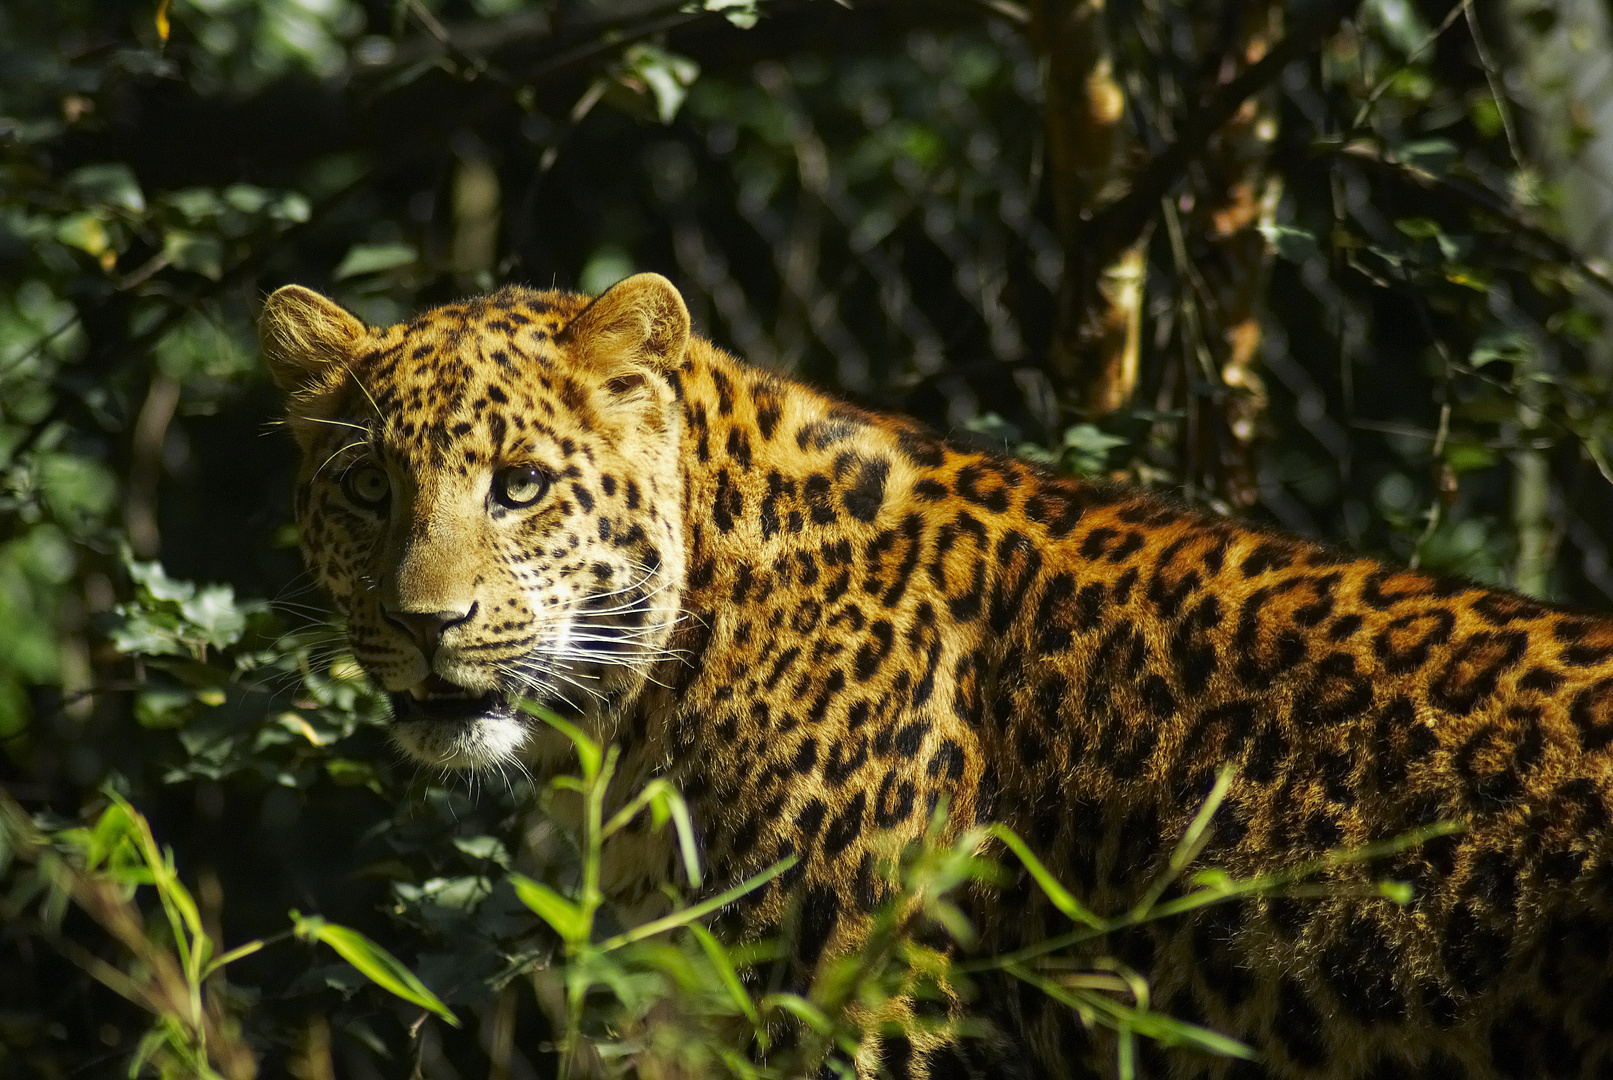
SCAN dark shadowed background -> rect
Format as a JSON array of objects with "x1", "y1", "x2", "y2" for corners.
[{"x1": 4, "y1": 0, "x2": 1613, "y2": 1075}]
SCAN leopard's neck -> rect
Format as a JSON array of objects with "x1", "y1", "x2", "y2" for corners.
[{"x1": 668, "y1": 340, "x2": 949, "y2": 626}]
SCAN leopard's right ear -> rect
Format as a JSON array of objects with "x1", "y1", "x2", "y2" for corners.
[{"x1": 259, "y1": 285, "x2": 368, "y2": 399}]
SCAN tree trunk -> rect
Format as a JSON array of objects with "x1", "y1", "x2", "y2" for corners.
[{"x1": 1033, "y1": 0, "x2": 1145, "y2": 416}]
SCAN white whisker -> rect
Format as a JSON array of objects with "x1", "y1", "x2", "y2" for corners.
[
  {"x1": 312, "y1": 437, "x2": 371, "y2": 482},
  {"x1": 301, "y1": 415, "x2": 375, "y2": 436}
]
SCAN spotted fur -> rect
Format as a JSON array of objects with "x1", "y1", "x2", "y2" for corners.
[{"x1": 263, "y1": 274, "x2": 1613, "y2": 1080}]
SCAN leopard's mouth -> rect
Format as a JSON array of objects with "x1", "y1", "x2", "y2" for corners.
[{"x1": 388, "y1": 673, "x2": 515, "y2": 724}]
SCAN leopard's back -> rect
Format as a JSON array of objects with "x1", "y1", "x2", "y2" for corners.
[
  {"x1": 963, "y1": 498, "x2": 1613, "y2": 1079},
  {"x1": 664, "y1": 372, "x2": 1613, "y2": 1080}
]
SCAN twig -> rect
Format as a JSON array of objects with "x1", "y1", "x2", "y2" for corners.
[
  {"x1": 1066, "y1": 0, "x2": 1355, "y2": 317},
  {"x1": 1462, "y1": 4, "x2": 1523, "y2": 168},
  {"x1": 964, "y1": 0, "x2": 1031, "y2": 25},
  {"x1": 1350, "y1": 0, "x2": 1473, "y2": 131},
  {"x1": 1327, "y1": 140, "x2": 1613, "y2": 299}
]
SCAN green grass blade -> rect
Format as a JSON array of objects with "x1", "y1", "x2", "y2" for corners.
[
  {"x1": 690, "y1": 923, "x2": 760, "y2": 1026},
  {"x1": 759, "y1": 992, "x2": 833, "y2": 1035},
  {"x1": 1005, "y1": 962, "x2": 1253, "y2": 1059},
  {"x1": 987, "y1": 824, "x2": 1106, "y2": 930},
  {"x1": 510, "y1": 873, "x2": 592, "y2": 943},
  {"x1": 516, "y1": 700, "x2": 602, "y2": 780},
  {"x1": 291, "y1": 911, "x2": 459, "y2": 1027},
  {"x1": 597, "y1": 856, "x2": 796, "y2": 951}
]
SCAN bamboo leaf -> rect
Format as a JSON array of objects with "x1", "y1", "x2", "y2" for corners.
[
  {"x1": 291, "y1": 911, "x2": 459, "y2": 1026},
  {"x1": 987, "y1": 824, "x2": 1106, "y2": 929},
  {"x1": 689, "y1": 923, "x2": 759, "y2": 1026},
  {"x1": 597, "y1": 856, "x2": 796, "y2": 951},
  {"x1": 201, "y1": 938, "x2": 265, "y2": 979},
  {"x1": 517, "y1": 700, "x2": 602, "y2": 780},
  {"x1": 759, "y1": 992, "x2": 834, "y2": 1035},
  {"x1": 509, "y1": 874, "x2": 592, "y2": 943}
]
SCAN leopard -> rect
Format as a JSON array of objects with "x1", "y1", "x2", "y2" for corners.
[{"x1": 261, "y1": 271, "x2": 1613, "y2": 1080}]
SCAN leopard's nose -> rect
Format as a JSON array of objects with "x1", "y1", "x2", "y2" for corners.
[{"x1": 383, "y1": 602, "x2": 476, "y2": 659}]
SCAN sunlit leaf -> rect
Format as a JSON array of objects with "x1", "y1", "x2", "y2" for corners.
[
  {"x1": 987, "y1": 824, "x2": 1104, "y2": 929},
  {"x1": 291, "y1": 910, "x2": 459, "y2": 1026},
  {"x1": 689, "y1": 923, "x2": 760, "y2": 1025},
  {"x1": 162, "y1": 230, "x2": 224, "y2": 279},
  {"x1": 704, "y1": 0, "x2": 760, "y2": 29},
  {"x1": 1258, "y1": 222, "x2": 1319, "y2": 263},
  {"x1": 452, "y1": 835, "x2": 511, "y2": 867},
  {"x1": 509, "y1": 873, "x2": 591, "y2": 942},
  {"x1": 517, "y1": 700, "x2": 602, "y2": 779},
  {"x1": 619, "y1": 44, "x2": 700, "y2": 124},
  {"x1": 67, "y1": 163, "x2": 146, "y2": 213},
  {"x1": 333, "y1": 243, "x2": 418, "y2": 279},
  {"x1": 55, "y1": 213, "x2": 111, "y2": 257}
]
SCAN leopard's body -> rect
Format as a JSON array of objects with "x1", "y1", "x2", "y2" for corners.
[{"x1": 263, "y1": 274, "x2": 1613, "y2": 1080}]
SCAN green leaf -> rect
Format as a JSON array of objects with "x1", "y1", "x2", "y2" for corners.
[
  {"x1": 516, "y1": 700, "x2": 602, "y2": 780},
  {"x1": 1062, "y1": 424, "x2": 1127, "y2": 455},
  {"x1": 1443, "y1": 441, "x2": 1497, "y2": 474},
  {"x1": 166, "y1": 188, "x2": 227, "y2": 221},
  {"x1": 578, "y1": 243, "x2": 634, "y2": 296},
  {"x1": 162, "y1": 230, "x2": 224, "y2": 279},
  {"x1": 271, "y1": 192, "x2": 312, "y2": 223},
  {"x1": 222, "y1": 184, "x2": 271, "y2": 214},
  {"x1": 333, "y1": 243, "x2": 418, "y2": 280},
  {"x1": 291, "y1": 911, "x2": 459, "y2": 1026},
  {"x1": 1397, "y1": 138, "x2": 1458, "y2": 173},
  {"x1": 620, "y1": 44, "x2": 700, "y2": 124},
  {"x1": 703, "y1": 0, "x2": 760, "y2": 28},
  {"x1": 597, "y1": 855, "x2": 797, "y2": 951},
  {"x1": 126, "y1": 552, "x2": 196, "y2": 603},
  {"x1": 179, "y1": 584, "x2": 248, "y2": 648},
  {"x1": 108, "y1": 609, "x2": 190, "y2": 658},
  {"x1": 1258, "y1": 223, "x2": 1319, "y2": 263},
  {"x1": 67, "y1": 164, "x2": 146, "y2": 214},
  {"x1": 1007, "y1": 962, "x2": 1255, "y2": 1060},
  {"x1": 1061, "y1": 424, "x2": 1128, "y2": 475},
  {"x1": 1378, "y1": 879, "x2": 1413, "y2": 905},
  {"x1": 509, "y1": 874, "x2": 591, "y2": 942},
  {"x1": 759, "y1": 992, "x2": 833, "y2": 1035},
  {"x1": 135, "y1": 687, "x2": 193, "y2": 729},
  {"x1": 452, "y1": 835, "x2": 511, "y2": 867},
  {"x1": 55, "y1": 213, "x2": 112, "y2": 257},
  {"x1": 964, "y1": 412, "x2": 1021, "y2": 445},
  {"x1": 325, "y1": 759, "x2": 380, "y2": 789},
  {"x1": 689, "y1": 923, "x2": 759, "y2": 1025},
  {"x1": 0, "y1": 677, "x2": 29, "y2": 742},
  {"x1": 987, "y1": 824, "x2": 1105, "y2": 930},
  {"x1": 39, "y1": 453, "x2": 117, "y2": 533},
  {"x1": 1469, "y1": 329, "x2": 1532, "y2": 369},
  {"x1": 1366, "y1": 0, "x2": 1432, "y2": 53}
]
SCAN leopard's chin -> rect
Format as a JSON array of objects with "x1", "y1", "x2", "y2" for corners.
[
  {"x1": 387, "y1": 673, "x2": 515, "y2": 725},
  {"x1": 387, "y1": 674, "x2": 528, "y2": 769}
]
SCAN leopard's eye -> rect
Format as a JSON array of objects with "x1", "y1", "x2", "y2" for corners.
[
  {"x1": 494, "y1": 465, "x2": 550, "y2": 509},
  {"x1": 342, "y1": 464, "x2": 390, "y2": 508}
]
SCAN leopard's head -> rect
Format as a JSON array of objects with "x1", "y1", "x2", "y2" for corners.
[{"x1": 260, "y1": 274, "x2": 691, "y2": 769}]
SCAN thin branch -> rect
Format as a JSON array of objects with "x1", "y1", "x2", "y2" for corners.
[
  {"x1": 1065, "y1": 0, "x2": 1354, "y2": 317},
  {"x1": 516, "y1": 11, "x2": 703, "y2": 85},
  {"x1": 1328, "y1": 140, "x2": 1613, "y2": 299},
  {"x1": 1462, "y1": 3, "x2": 1523, "y2": 168},
  {"x1": 1349, "y1": 0, "x2": 1473, "y2": 131},
  {"x1": 964, "y1": 0, "x2": 1031, "y2": 25}
]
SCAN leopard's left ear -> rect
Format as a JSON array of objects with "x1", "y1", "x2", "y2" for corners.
[
  {"x1": 562, "y1": 273, "x2": 691, "y2": 387},
  {"x1": 259, "y1": 284, "x2": 368, "y2": 399}
]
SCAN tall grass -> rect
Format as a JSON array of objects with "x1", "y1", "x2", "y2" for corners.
[{"x1": 0, "y1": 695, "x2": 1453, "y2": 1079}]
